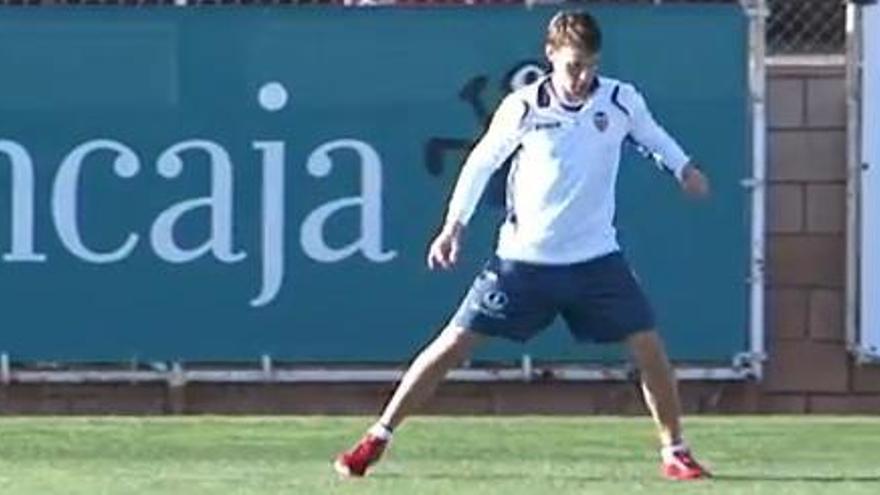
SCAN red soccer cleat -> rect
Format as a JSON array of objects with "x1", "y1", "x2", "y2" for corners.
[
  {"x1": 661, "y1": 447, "x2": 711, "y2": 480},
  {"x1": 334, "y1": 434, "x2": 388, "y2": 477}
]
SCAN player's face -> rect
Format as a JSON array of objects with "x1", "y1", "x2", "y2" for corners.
[{"x1": 546, "y1": 45, "x2": 600, "y2": 102}]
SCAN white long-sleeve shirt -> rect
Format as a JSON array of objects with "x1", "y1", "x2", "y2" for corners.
[{"x1": 444, "y1": 75, "x2": 690, "y2": 265}]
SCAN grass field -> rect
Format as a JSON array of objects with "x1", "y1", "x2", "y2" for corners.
[{"x1": 0, "y1": 416, "x2": 878, "y2": 494}]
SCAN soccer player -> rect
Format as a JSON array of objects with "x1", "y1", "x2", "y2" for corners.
[{"x1": 335, "y1": 10, "x2": 711, "y2": 481}]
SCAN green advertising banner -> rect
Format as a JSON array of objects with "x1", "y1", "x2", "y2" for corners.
[{"x1": 0, "y1": 6, "x2": 748, "y2": 364}]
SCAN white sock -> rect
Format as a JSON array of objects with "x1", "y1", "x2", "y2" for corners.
[
  {"x1": 661, "y1": 441, "x2": 688, "y2": 463},
  {"x1": 368, "y1": 422, "x2": 393, "y2": 441}
]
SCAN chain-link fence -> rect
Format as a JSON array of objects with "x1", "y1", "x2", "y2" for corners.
[
  {"x1": 767, "y1": 0, "x2": 846, "y2": 55},
  {"x1": 0, "y1": 0, "x2": 849, "y2": 55}
]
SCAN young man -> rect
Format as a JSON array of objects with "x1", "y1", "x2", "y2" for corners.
[{"x1": 335, "y1": 10, "x2": 711, "y2": 481}]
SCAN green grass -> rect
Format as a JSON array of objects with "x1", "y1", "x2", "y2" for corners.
[{"x1": 0, "y1": 416, "x2": 879, "y2": 494}]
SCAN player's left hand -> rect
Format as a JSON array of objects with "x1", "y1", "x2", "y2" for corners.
[{"x1": 680, "y1": 164, "x2": 710, "y2": 199}]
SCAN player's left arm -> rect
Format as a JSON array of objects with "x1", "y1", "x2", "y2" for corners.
[{"x1": 624, "y1": 85, "x2": 710, "y2": 199}]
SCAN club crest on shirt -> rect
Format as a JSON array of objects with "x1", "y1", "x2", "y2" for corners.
[{"x1": 593, "y1": 111, "x2": 609, "y2": 132}]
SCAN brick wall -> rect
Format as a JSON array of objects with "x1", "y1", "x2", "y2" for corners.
[{"x1": 761, "y1": 62, "x2": 880, "y2": 413}]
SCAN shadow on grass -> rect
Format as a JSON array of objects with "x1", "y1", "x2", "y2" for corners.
[
  {"x1": 373, "y1": 472, "x2": 880, "y2": 484},
  {"x1": 713, "y1": 474, "x2": 880, "y2": 483},
  {"x1": 372, "y1": 472, "x2": 632, "y2": 482}
]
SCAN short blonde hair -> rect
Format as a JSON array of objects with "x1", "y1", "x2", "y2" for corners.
[{"x1": 545, "y1": 10, "x2": 602, "y2": 53}]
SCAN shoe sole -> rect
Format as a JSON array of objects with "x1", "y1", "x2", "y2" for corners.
[
  {"x1": 333, "y1": 458, "x2": 363, "y2": 478},
  {"x1": 662, "y1": 470, "x2": 711, "y2": 481}
]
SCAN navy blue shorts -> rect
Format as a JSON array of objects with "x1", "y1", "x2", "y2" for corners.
[{"x1": 452, "y1": 252, "x2": 655, "y2": 343}]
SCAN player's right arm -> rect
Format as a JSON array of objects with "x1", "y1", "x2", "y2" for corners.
[{"x1": 427, "y1": 95, "x2": 529, "y2": 270}]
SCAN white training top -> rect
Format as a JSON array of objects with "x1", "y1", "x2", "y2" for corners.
[{"x1": 444, "y1": 75, "x2": 690, "y2": 264}]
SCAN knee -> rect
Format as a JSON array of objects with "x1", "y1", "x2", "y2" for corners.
[
  {"x1": 627, "y1": 330, "x2": 669, "y2": 366},
  {"x1": 627, "y1": 329, "x2": 662, "y2": 352}
]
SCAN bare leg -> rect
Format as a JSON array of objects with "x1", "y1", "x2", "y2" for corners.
[
  {"x1": 333, "y1": 325, "x2": 486, "y2": 477},
  {"x1": 626, "y1": 330, "x2": 683, "y2": 447},
  {"x1": 379, "y1": 325, "x2": 484, "y2": 430}
]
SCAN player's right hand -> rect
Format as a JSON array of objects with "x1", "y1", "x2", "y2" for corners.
[{"x1": 427, "y1": 222, "x2": 464, "y2": 270}]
